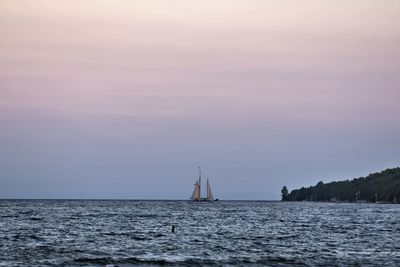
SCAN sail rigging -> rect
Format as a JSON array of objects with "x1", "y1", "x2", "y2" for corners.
[{"x1": 191, "y1": 168, "x2": 216, "y2": 202}]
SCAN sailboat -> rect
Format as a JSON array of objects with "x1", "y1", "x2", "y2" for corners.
[{"x1": 191, "y1": 167, "x2": 218, "y2": 202}]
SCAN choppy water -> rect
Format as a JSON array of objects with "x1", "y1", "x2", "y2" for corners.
[{"x1": 1, "y1": 200, "x2": 400, "y2": 266}]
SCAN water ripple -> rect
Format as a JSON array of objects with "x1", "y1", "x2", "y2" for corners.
[{"x1": 1, "y1": 200, "x2": 399, "y2": 266}]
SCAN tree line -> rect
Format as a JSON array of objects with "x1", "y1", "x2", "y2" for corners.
[{"x1": 281, "y1": 167, "x2": 400, "y2": 203}]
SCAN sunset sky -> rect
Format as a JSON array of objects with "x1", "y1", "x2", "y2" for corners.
[{"x1": 1, "y1": 0, "x2": 399, "y2": 199}]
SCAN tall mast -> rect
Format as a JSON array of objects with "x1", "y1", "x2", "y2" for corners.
[
  {"x1": 207, "y1": 178, "x2": 209, "y2": 200},
  {"x1": 198, "y1": 167, "x2": 201, "y2": 199}
]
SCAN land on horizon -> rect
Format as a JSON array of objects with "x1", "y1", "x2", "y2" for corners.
[{"x1": 282, "y1": 167, "x2": 400, "y2": 203}]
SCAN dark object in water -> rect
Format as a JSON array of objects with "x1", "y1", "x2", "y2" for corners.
[{"x1": 171, "y1": 225, "x2": 175, "y2": 233}]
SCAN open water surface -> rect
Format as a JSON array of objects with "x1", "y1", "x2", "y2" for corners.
[{"x1": 1, "y1": 200, "x2": 400, "y2": 266}]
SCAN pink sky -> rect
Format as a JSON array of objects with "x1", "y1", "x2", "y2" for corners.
[{"x1": 1, "y1": 0, "x2": 400, "y2": 199}]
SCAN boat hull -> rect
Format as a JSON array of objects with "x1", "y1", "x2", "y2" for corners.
[{"x1": 191, "y1": 198, "x2": 218, "y2": 202}]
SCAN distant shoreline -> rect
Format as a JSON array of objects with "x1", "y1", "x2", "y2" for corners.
[{"x1": 282, "y1": 167, "x2": 400, "y2": 204}]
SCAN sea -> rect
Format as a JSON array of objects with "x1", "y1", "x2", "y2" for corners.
[{"x1": 1, "y1": 200, "x2": 399, "y2": 266}]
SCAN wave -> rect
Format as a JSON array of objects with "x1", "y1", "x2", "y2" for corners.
[{"x1": 73, "y1": 256, "x2": 301, "y2": 266}]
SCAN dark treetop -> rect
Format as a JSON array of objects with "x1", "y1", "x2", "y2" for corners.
[{"x1": 282, "y1": 167, "x2": 400, "y2": 203}]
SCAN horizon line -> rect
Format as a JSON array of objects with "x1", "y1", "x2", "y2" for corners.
[{"x1": 0, "y1": 198, "x2": 280, "y2": 201}]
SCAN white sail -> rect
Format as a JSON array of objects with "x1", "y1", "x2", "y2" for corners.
[
  {"x1": 191, "y1": 168, "x2": 216, "y2": 202},
  {"x1": 191, "y1": 181, "x2": 200, "y2": 201},
  {"x1": 207, "y1": 179, "x2": 214, "y2": 201}
]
